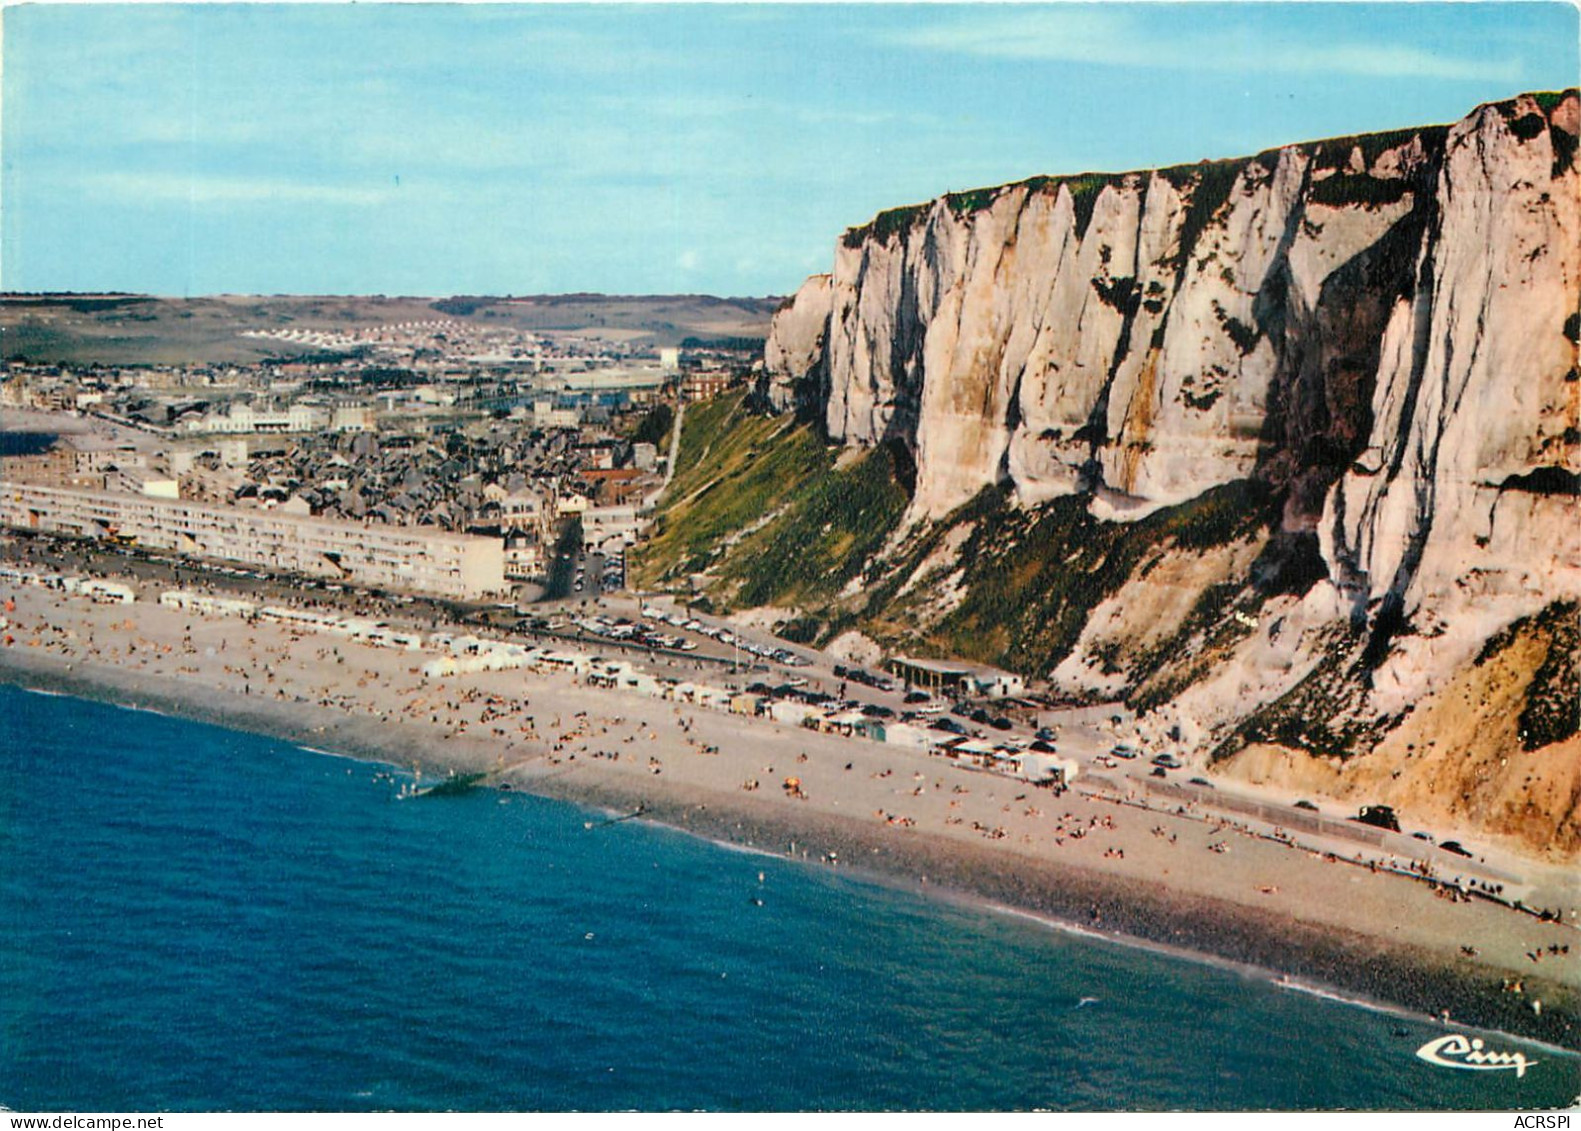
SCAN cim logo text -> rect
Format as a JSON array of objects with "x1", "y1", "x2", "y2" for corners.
[{"x1": 1415, "y1": 1034, "x2": 1538, "y2": 1078}]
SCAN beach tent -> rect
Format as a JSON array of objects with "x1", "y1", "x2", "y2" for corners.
[
  {"x1": 539, "y1": 650, "x2": 593, "y2": 675},
  {"x1": 1014, "y1": 752, "x2": 1078, "y2": 785},
  {"x1": 953, "y1": 739, "x2": 1000, "y2": 766},
  {"x1": 821, "y1": 709, "x2": 868, "y2": 736},
  {"x1": 729, "y1": 693, "x2": 763, "y2": 717},
  {"x1": 769, "y1": 700, "x2": 825, "y2": 728},
  {"x1": 623, "y1": 672, "x2": 662, "y2": 696},
  {"x1": 86, "y1": 581, "x2": 135, "y2": 604},
  {"x1": 880, "y1": 722, "x2": 934, "y2": 750}
]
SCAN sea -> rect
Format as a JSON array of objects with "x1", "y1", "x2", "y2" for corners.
[{"x1": 1, "y1": 684, "x2": 1575, "y2": 1112}]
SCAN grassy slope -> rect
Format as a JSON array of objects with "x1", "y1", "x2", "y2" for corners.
[
  {"x1": 631, "y1": 393, "x2": 830, "y2": 588},
  {"x1": 721, "y1": 442, "x2": 909, "y2": 610},
  {"x1": 631, "y1": 394, "x2": 909, "y2": 613}
]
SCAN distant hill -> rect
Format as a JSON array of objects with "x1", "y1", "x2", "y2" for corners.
[{"x1": 0, "y1": 292, "x2": 780, "y2": 365}]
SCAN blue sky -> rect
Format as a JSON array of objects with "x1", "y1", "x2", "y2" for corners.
[{"x1": 3, "y1": 3, "x2": 1576, "y2": 297}]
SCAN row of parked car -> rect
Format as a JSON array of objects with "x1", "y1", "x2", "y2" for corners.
[
  {"x1": 833, "y1": 663, "x2": 897, "y2": 693},
  {"x1": 640, "y1": 606, "x2": 812, "y2": 667}
]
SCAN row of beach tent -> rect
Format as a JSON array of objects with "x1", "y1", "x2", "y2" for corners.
[{"x1": 0, "y1": 566, "x2": 135, "y2": 604}]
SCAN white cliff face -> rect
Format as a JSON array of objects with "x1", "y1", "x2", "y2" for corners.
[
  {"x1": 1319, "y1": 92, "x2": 1581, "y2": 711},
  {"x1": 763, "y1": 88, "x2": 1579, "y2": 729},
  {"x1": 1011, "y1": 179, "x2": 1154, "y2": 506},
  {"x1": 760, "y1": 274, "x2": 833, "y2": 413},
  {"x1": 803, "y1": 138, "x2": 1449, "y2": 524}
]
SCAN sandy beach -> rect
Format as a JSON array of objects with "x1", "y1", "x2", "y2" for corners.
[{"x1": 2, "y1": 567, "x2": 1576, "y2": 1050}]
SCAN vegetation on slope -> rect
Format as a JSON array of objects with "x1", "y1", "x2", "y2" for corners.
[
  {"x1": 1478, "y1": 600, "x2": 1581, "y2": 752},
  {"x1": 640, "y1": 395, "x2": 1317, "y2": 700},
  {"x1": 630, "y1": 393, "x2": 910, "y2": 611},
  {"x1": 1211, "y1": 626, "x2": 1380, "y2": 763},
  {"x1": 720, "y1": 441, "x2": 910, "y2": 610},
  {"x1": 630, "y1": 392, "x2": 830, "y2": 588},
  {"x1": 843, "y1": 479, "x2": 1283, "y2": 683},
  {"x1": 628, "y1": 403, "x2": 674, "y2": 449}
]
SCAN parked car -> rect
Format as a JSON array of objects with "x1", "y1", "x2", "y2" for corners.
[
  {"x1": 1151, "y1": 753, "x2": 1183, "y2": 770},
  {"x1": 1354, "y1": 804, "x2": 1401, "y2": 833}
]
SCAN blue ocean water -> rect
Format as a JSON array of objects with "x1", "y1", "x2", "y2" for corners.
[{"x1": 0, "y1": 685, "x2": 1574, "y2": 1112}]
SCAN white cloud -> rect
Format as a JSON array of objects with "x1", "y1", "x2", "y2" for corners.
[{"x1": 890, "y1": 8, "x2": 1523, "y2": 83}]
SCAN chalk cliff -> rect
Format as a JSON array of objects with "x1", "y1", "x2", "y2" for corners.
[
  {"x1": 758, "y1": 91, "x2": 1580, "y2": 852},
  {"x1": 761, "y1": 274, "x2": 832, "y2": 413}
]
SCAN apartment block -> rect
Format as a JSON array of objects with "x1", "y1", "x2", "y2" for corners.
[{"x1": 1, "y1": 481, "x2": 505, "y2": 599}]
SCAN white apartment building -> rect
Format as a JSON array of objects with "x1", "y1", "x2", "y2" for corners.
[
  {"x1": 1, "y1": 481, "x2": 505, "y2": 600},
  {"x1": 531, "y1": 400, "x2": 581, "y2": 430},
  {"x1": 180, "y1": 401, "x2": 370, "y2": 435},
  {"x1": 331, "y1": 404, "x2": 375, "y2": 432},
  {"x1": 182, "y1": 402, "x2": 328, "y2": 435}
]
